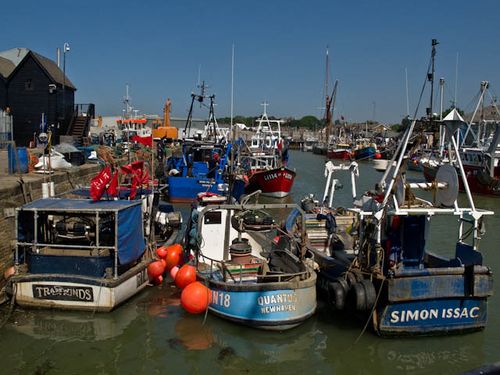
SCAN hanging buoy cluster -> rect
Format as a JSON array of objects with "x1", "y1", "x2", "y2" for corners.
[
  {"x1": 147, "y1": 244, "x2": 184, "y2": 285},
  {"x1": 148, "y1": 244, "x2": 211, "y2": 314}
]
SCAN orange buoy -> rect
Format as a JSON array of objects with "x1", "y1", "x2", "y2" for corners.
[
  {"x1": 170, "y1": 265, "x2": 180, "y2": 280},
  {"x1": 167, "y1": 243, "x2": 183, "y2": 255},
  {"x1": 3, "y1": 266, "x2": 15, "y2": 280},
  {"x1": 166, "y1": 249, "x2": 182, "y2": 271},
  {"x1": 153, "y1": 275, "x2": 164, "y2": 285},
  {"x1": 147, "y1": 260, "x2": 165, "y2": 280},
  {"x1": 156, "y1": 246, "x2": 168, "y2": 259},
  {"x1": 160, "y1": 258, "x2": 167, "y2": 269},
  {"x1": 181, "y1": 281, "x2": 211, "y2": 314},
  {"x1": 175, "y1": 264, "x2": 197, "y2": 289}
]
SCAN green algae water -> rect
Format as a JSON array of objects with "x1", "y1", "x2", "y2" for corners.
[{"x1": 1, "y1": 150, "x2": 499, "y2": 374}]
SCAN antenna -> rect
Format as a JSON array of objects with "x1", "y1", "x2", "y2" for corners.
[
  {"x1": 123, "y1": 84, "x2": 132, "y2": 118},
  {"x1": 261, "y1": 101, "x2": 269, "y2": 116},
  {"x1": 197, "y1": 65, "x2": 201, "y2": 87},
  {"x1": 405, "y1": 67, "x2": 410, "y2": 117},
  {"x1": 454, "y1": 52, "x2": 459, "y2": 108},
  {"x1": 230, "y1": 44, "x2": 234, "y2": 127}
]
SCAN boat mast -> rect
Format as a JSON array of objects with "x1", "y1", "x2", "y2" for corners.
[
  {"x1": 324, "y1": 46, "x2": 330, "y2": 143},
  {"x1": 427, "y1": 39, "x2": 439, "y2": 123}
]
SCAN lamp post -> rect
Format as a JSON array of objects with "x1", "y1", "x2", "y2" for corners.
[{"x1": 62, "y1": 42, "x2": 70, "y2": 125}]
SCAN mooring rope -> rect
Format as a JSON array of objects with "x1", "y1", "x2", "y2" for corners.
[{"x1": 0, "y1": 283, "x2": 16, "y2": 330}]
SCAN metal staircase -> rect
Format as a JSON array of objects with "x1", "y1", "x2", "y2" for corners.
[{"x1": 67, "y1": 104, "x2": 95, "y2": 146}]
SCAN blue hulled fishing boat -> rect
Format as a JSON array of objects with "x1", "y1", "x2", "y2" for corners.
[
  {"x1": 186, "y1": 195, "x2": 317, "y2": 330},
  {"x1": 288, "y1": 40, "x2": 495, "y2": 336},
  {"x1": 166, "y1": 86, "x2": 230, "y2": 202}
]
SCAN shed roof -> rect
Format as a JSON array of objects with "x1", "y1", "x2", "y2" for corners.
[
  {"x1": 0, "y1": 47, "x2": 75, "y2": 89},
  {"x1": 0, "y1": 56, "x2": 16, "y2": 79}
]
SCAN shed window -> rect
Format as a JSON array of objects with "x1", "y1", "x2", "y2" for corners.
[{"x1": 25, "y1": 79, "x2": 34, "y2": 91}]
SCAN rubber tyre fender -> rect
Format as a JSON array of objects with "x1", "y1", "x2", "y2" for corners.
[
  {"x1": 360, "y1": 279, "x2": 377, "y2": 310},
  {"x1": 349, "y1": 281, "x2": 367, "y2": 311},
  {"x1": 328, "y1": 281, "x2": 346, "y2": 310},
  {"x1": 336, "y1": 276, "x2": 349, "y2": 295},
  {"x1": 343, "y1": 271, "x2": 358, "y2": 288}
]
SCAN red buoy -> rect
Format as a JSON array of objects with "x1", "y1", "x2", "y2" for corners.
[
  {"x1": 374, "y1": 152, "x2": 382, "y2": 159},
  {"x1": 160, "y1": 258, "x2": 167, "y2": 269},
  {"x1": 167, "y1": 243, "x2": 183, "y2": 256},
  {"x1": 181, "y1": 281, "x2": 211, "y2": 314},
  {"x1": 175, "y1": 264, "x2": 197, "y2": 289},
  {"x1": 153, "y1": 275, "x2": 164, "y2": 285},
  {"x1": 166, "y1": 248, "x2": 182, "y2": 271},
  {"x1": 156, "y1": 246, "x2": 168, "y2": 259},
  {"x1": 147, "y1": 260, "x2": 165, "y2": 280}
]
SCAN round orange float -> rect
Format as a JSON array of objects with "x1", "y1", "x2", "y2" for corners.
[
  {"x1": 147, "y1": 260, "x2": 165, "y2": 280},
  {"x1": 181, "y1": 281, "x2": 211, "y2": 314},
  {"x1": 175, "y1": 264, "x2": 196, "y2": 289},
  {"x1": 165, "y1": 248, "x2": 183, "y2": 271},
  {"x1": 156, "y1": 246, "x2": 168, "y2": 259}
]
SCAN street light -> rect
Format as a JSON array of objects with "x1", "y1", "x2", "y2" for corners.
[{"x1": 62, "y1": 42, "x2": 70, "y2": 125}]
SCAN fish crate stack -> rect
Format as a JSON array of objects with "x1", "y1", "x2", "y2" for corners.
[{"x1": 304, "y1": 213, "x2": 330, "y2": 252}]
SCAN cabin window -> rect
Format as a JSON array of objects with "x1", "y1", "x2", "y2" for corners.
[
  {"x1": 25, "y1": 79, "x2": 34, "y2": 91},
  {"x1": 204, "y1": 211, "x2": 222, "y2": 225}
]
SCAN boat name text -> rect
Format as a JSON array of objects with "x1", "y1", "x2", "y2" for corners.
[
  {"x1": 32, "y1": 284, "x2": 94, "y2": 302},
  {"x1": 390, "y1": 307, "x2": 480, "y2": 323},
  {"x1": 258, "y1": 293, "x2": 297, "y2": 314}
]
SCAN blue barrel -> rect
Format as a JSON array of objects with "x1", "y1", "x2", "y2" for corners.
[{"x1": 8, "y1": 145, "x2": 29, "y2": 174}]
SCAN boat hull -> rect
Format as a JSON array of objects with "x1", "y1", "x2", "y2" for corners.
[
  {"x1": 327, "y1": 149, "x2": 351, "y2": 160},
  {"x1": 246, "y1": 167, "x2": 296, "y2": 198},
  {"x1": 354, "y1": 146, "x2": 376, "y2": 160},
  {"x1": 199, "y1": 272, "x2": 317, "y2": 330},
  {"x1": 376, "y1": 298, "x2": 489, "y2": 336},
  {"x1": 167, "y1": 176, "x2": 225, "y2": 203},
  {"x1": 11, "y1": 262, "x2": 150, "y2": 312}
]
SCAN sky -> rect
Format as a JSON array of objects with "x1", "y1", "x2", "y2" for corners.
[{"x1": 3, "y1": 0, "x2": 500, "y2": 124}]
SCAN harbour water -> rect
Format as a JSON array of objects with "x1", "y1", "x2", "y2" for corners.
[{"x1": 1, "y1": 150, "x2": 499, "y2": 374}]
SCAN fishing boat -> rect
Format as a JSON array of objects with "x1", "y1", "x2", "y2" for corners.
[
  {"x1": 326, "y1": 143, "x2": 352, "y2": 160},
  {"x1": 285, "y1": 162, "x2": 358, "y2": 308},
  {"x1": 242, "y1": 104, "x2": 296, "y2": 198},
  {"x1": 166, "y1": 89, "x2": 230, "y2": 202},
  {"x1": 422, "y1": 114, "x2": 500, "y2": 197},
  {"x1": 185, "y1": 194, "x2": 317, "y2": 330},
  {"x1": 9, "y1": 197, "x2": 153, "y2": 312},
  {"x1": 293, "y1": 40, "x2": 495, "y2": 336},
  {"x1": 303, "y1": 137, "x2": 318, "y2": 152},
  {"x1": 353, "y1": 139, "x2": 378, "y2": 160}
]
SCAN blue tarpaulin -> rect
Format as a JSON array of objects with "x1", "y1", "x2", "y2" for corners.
[{"x1": 117, "y1": 204, "x2": 146, "y2": 264}]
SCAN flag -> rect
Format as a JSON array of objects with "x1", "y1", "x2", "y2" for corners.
[
  {"x1": 120, "y1": 160, "x2": 144, "y2": 175},
  {"x1": 140, "y1": 169, "x2": 150, "y2": 185},
  {"x1": 90, "y1": 166, "x2": 112, "y2": 201},
  {"x1": 131, "y1": 135, "x2": 152, "y2": 147},
  {"x1": 129, "y1": 175, "x2": 138, "y2": 200},
  {"x1": 107, "y1": 170, "x2": 120, "y2": 196}
]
